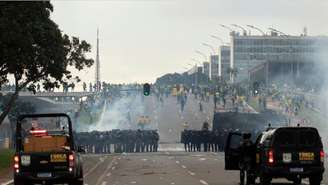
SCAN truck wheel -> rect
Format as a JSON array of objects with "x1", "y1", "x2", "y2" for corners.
[
  {"x1": 259, "y1": 175, "x2": 271, "y2": 185},
  {"x1": 309, "y1": 175, "x2": 322, "y2": 185}
]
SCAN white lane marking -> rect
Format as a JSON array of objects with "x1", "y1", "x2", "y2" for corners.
[
  {"x1": 112, "y1": 166, "x2": 116, "y2": 170},
  {"x1": 95, "y1": 157, "x2": 117, "y2": 185},
  {"x1": 192, "y1": 154, "x2": 204, "y2": 157},
  {"x1": 106, "y1": 172, "x2": 112, "y2": 177},
  {"x1": 101, "y1": 181, "x2": 107, "y2": 185},
  {"x1": 84, "y1": 156, "x2": 107, "y2": 178},
  {"x1": 175, "y1": 161, "x2": 180, "y2": 164},
  {"x1": 199, "y1": 179, "x2": 209, "y2": 185},
  {"x1": 130, "y1": 181, "x2": 137, "y2": 184},
  {"x1": 1, "y1": 180, "x2": 13, "y2": 185},
  {"x1": 181, "y1": 165, "x2": 186, "y2": 169},
  {"x1": 188, "y1": 171, "x2": 195, "y2": 176},
  {"x1": 170, "y1": 183, "x2": 175, "y2": 185},
  {"x1": 199, "y1": 158, "x2": 206, "y2": 161}
]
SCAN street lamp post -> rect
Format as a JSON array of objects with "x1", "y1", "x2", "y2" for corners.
[
  {"x1": 211, "y1": 35, "x2": 224, "y2": 45},
  {"x1": 195, "y1": 50, "x2": 208, "y2": 86},
  {"x1": 191, "y1": 58, "x2": 202, "y2": 87},
  {"x1": 246, "y1": 25, "x2": 265, "y2": 36},
  {"x1": 220, "y1": 24, "x2": 233, "y2": 32},
  {"x1": 202, "y1": 43, "x2": 221, "y2": 81},
  {"x1": 231, "y1": 24, "x2": 247, "y2": 36}
]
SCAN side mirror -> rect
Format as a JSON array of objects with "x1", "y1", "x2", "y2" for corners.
[{"x1": 77, "y1": 146, "x2": 85, "y2": 153}]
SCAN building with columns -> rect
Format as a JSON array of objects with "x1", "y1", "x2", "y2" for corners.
[
  {"x1": 210, "y1": 55, "x2": 219, "y2": 80},
  {"x1": 230, "y1": 32, "x2": 328, "y2": 86},
  {"x1": 219, "y1": 45, "x2": 231, "y2": 81}
]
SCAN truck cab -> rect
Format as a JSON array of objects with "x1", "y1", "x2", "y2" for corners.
[{"x1": 14, "y1": 113, "x2": 84, "y2": 185}]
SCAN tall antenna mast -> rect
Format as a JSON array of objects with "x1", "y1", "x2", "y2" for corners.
[{"x1": 95, "y1": 28, "x2": 100, "y2": 91}]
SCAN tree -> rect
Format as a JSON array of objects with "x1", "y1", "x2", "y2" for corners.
[
  {"x1": 0, "y1": 2, "x2": 94, "y2": 125},
  {"x1": 0, "y1": 94, "x2": 36, "y2": 147}
]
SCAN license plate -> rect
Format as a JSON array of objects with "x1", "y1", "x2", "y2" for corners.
[
  {"x1": 299, "y1": 152, "x2": 314, "y2": 161},
  {"x1": 37, "y1": 172, "x2": 52, "y2": 178},
  {"x1": 290, "y1": 168, "x2": 303, "y2": 172},
  {"x1": 283, "y1": 153, "x2": 292, "y2": 163},
  {"x1": 50, "y1": 154, "x2": 67, "y2": 162}
]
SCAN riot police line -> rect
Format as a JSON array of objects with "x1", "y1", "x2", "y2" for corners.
[
  {"x1": 74, "y1": 129, "x2": 159, "y2": 154},
  {"x1": 180, "y1": 129, "x2": 226, "y2": 152}
]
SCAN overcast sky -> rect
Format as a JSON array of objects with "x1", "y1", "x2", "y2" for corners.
[{"x1": 51, "y1": 0, "x2": 328, "y2": 84}]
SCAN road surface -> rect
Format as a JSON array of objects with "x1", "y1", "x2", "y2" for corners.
[{"x1": 82, "y1": 152, "x2": 326, "y2": 185}]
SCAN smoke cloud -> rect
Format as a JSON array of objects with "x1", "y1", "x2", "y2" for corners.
[{"x1": 88, "y1": 93, "x2": 146, "y2": 131}]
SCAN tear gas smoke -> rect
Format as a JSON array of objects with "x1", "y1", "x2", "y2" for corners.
[{"x1": 88, "y1": 93, "x2": 146, "y2": 131}]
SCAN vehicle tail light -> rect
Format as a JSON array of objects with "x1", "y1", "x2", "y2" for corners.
[
  {"x1": 14, "y1": 155, "x2": 19, "y2": 172},
  {"x1": 14, "y1": 163, "x2": 19, "y2": 169},
  {"x1": 30, "y1": 129, "x2": 48, "y2": 137},
  {"x1": 320, "y1": 150, "x2": 324, "y2": 163},
  {"x1": 69, "y1": 153, "x2": 75, "y2": 168},
  {"x1": 268, "y1": 150, "x2": 274, "y2": 164},
  {"x1": 14, "y1": 156, "x2": 19, "y2": 163}
]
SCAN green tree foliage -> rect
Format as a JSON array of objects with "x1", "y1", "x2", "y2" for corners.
[
  {"x1": 0, "y1": 2, "x2": 94, "y2": 125},
  {"x1": 0, "y1": 94, "x2": 36, "y2": 147}
]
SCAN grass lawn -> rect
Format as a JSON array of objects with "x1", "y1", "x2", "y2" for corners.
[{"x1": 0, "y1": 149, "x2": 14, "y2": 171}]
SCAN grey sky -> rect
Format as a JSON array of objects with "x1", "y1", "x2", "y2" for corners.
[{"x1": 51, "y1": 0, "x2": 328, "y2": 84}]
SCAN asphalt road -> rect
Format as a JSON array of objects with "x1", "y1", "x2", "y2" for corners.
[
  {"x1": 4, "y1": 151, "x2": 321, "y2": 185},
  {"x1": 81, "y1": 152, "x2": 321, "y2": 185}
]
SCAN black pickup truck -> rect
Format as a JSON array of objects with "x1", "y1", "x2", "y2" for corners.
[
  {"x1": 225, "y1": 127, "x2": 325, "y2": 185},
  {"x1": 14, "y1": 113, "x2": 84, "y2": 185}
]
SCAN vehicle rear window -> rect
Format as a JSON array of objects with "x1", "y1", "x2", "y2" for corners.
[
  {"x1": 19, "y1": 116, "x2": 71, "y2": 152},
  {"x1": 300, "y1": 131, "x2": 318, "y2": 146},
  {"x1": 275, "y1": 130, "x2": 296, "y2": 146},
  {"x1": 230, "y1": 135, "x2": 242, "y2": 149}
]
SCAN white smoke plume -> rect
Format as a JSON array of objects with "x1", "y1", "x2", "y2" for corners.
[{"x1": 88, "y1": 93, "x2": 145, "y2": 131}]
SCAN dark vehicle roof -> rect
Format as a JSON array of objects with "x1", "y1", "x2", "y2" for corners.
[
  {"x1": 259, "y1": 127, "x2": 321, "y2": 145},
  {"x1": 267, "y1": 127, "x2": 319, "y2": 134}
]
